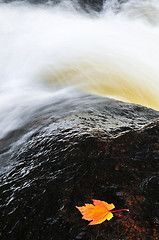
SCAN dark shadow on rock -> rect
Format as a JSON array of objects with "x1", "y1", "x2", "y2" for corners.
[{"x1": 0, "y1": 94, "x2": 159, "y2": 240}]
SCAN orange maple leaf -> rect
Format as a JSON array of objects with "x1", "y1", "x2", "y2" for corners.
[{"x1": 76, "y1": 199, "x2": 129, "y2": 225}]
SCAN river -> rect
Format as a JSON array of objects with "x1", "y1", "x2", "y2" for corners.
[{"x1": 0, "y1": 0, "x2": 159, "y2": 141}]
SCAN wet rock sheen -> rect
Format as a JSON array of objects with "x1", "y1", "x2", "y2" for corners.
[{"x1": 0, "y1": 95, "x2": 159, "y2": 240}]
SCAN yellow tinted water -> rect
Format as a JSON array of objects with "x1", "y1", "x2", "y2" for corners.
[{"x1": 44, "y1": 58, "x2": 159, "y2": 110}]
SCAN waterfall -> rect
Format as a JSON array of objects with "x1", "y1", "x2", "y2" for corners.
[{"x1": 0, "y1": 0, "x2": 159, "y2": 139}]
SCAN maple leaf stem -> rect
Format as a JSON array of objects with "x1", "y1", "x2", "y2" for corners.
[{"x1": 110, "y1": 209, "x2": 129, "y2": 213}]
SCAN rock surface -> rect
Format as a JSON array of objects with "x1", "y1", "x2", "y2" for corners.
[{"x1": 0, "y1": 95, "x2": 159, "y2": 240}]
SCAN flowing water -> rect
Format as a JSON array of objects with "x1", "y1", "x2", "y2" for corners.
[
  {"x1": 1, "y1": 2, "x2": 159, "y2": 238},
  {"x1": 0, "y1": 0, "x2": 159, "y2": 140}
]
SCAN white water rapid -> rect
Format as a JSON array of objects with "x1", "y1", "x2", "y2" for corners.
[{"x1": 0, "y1": 0, "x2": 159, "y2": 139}]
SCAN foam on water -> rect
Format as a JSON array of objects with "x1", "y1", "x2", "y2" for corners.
[{"x1": 0, "y1": 0, "x2": 159, "y2": 138}]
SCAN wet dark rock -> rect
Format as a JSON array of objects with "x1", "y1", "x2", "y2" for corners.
[
  {"x1": 0, "y1": 94, "x2": 159, "y2": 240},
  {"x1": 78, "y1": 0, "x2": 104, "y2": 12},
  {"x1": 78, "y1": 0, "x2": 128, "y2": 12}
]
